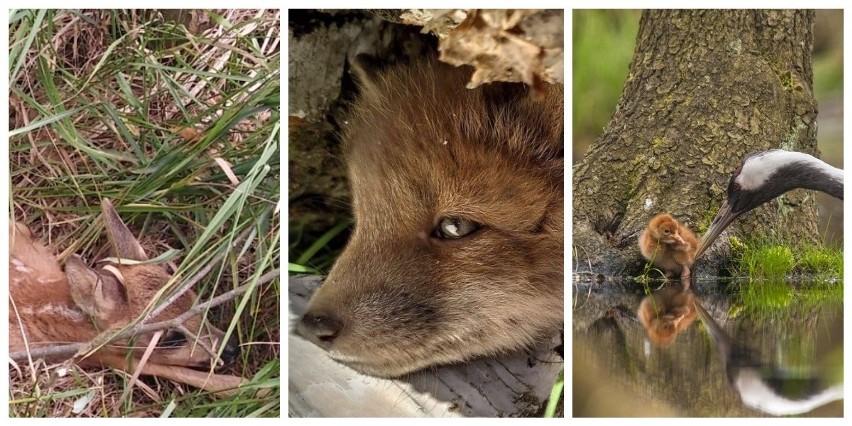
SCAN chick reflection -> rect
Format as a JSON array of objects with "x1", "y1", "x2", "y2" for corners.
[{"x1": 637, "y1": 284, "x2": 696, "y2": 346}]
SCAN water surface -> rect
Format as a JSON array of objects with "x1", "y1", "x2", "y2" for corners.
[{"x1": 572, "y1": 277, "x2": 843, "y2": 417}]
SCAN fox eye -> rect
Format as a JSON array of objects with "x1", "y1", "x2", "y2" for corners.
[
  {"x1": 159, "y1": 330, "x2": 187, "y2": 348},
  {"x1": 434, "y1": 217, "x2": 480, "y2": 239}
]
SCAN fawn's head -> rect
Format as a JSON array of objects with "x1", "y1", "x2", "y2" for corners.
[{"x1": 11, "y1": 199, "x2": 239, "y2": 370}]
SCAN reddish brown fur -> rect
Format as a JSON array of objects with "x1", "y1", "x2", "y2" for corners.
[
  {"x1": 639, "y1": 213, "x2": 698, "y2": 281},
  {"x1": 9, "y1": 200, "x2": 244, "y2": 395},
  {"x1": 637, "y1": 286, "x2": 697, "y2": 346},
  {"x1": 298, "y1": 58, "x2": 563, "y2": 377}
]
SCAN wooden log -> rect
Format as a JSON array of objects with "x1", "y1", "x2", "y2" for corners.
[{"x1": 288, "y1": 275, "x2": 563, "y2": 417}]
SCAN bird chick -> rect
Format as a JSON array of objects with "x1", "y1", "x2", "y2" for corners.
[
  {"x1": 639, "y1": 213, "x2": 698, "y2": 283},
  {"x1": 637, "y1": 286, "x2": 697, "y2": 346}
]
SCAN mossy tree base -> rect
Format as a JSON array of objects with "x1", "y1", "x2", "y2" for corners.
[{"x1": 573, "y1": 10, "x2": 821, "y2": 278}]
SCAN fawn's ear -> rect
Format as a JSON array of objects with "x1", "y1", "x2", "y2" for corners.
[
  {"x1": 66, "y1": 255, "x2": 128, "y2": 324},
  {"x1": 101, "y1": 199, "x2": 149, "y2": 261}
]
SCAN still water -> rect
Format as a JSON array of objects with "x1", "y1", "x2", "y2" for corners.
[{"x1": 573, "y1": 277, "x2": 843, "y2": 417}]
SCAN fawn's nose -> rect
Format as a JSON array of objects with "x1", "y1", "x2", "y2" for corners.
[
  {"x1": 220, "y1": 336, "x2": 241, "y2": 364},
  {"x1": 298, "y1": 311, "x2": 344, "y2": 347}
]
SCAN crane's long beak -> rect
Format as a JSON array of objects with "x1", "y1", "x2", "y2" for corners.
[
  {"x1": 692, "y1": 298, "x2": 731, "y2": 364},
  {"x1": 695, "y1": 200, "x2": 738, "y2": 259}
]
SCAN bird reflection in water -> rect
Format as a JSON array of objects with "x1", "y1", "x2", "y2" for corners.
[
  {"x1": 637, "y1": 283, "x2": 696, "y2": 346},
  {"x1": 693, "y1": 298, "x2": 843, "y2": 416}
]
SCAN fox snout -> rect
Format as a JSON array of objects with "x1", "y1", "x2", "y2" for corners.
[
  {"x1": 297, "y1": 310, "x2": 343, "y2": 347},
  {"x1": 297, "y1": 252, "x2": 441, "y2": 355},
  {"x1": 298, "y1": 220, "x2": 562, "y2": 378}
]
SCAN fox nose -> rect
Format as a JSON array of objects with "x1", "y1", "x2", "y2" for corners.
[{"x1": 298, "y1": 311, "x2": 343, "y2": 347}]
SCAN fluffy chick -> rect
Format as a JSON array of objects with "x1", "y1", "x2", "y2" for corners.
[{"x1": 639, "y1": 213, "x2": 698, "y2": 283}]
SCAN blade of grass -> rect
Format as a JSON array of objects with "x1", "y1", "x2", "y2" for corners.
[
  {"x1": 10, "y1": 10, "x2": 47, "y2": 84},
  {"x1": 295, "y1": 220, "x2": 352, "y2": 266},
  {"x1": 543, "y1": 369, "x2": 564, "y2": 417}
]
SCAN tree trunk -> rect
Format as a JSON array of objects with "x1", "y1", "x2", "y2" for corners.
[{"x1": 573, "y1": 10, "x2": 820, "y2": 277}]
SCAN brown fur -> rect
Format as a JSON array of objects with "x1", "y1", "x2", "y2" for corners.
[
  {"x1": 298, "y1": 58, "x2": 563, "y2": 377},
  {"x1": 637, "y1": 286, "x2": 697, "y2": 346},
  {"x1": 639, "y1": 213, "x2": 698, "y2": 282},
  {"x1": 9, "y1": 199, "x2": 244, "y2": 395}
]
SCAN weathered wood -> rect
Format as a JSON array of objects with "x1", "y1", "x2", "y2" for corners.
[{"x1": 288, "y1": 275, "x2": 562, "y2": 417}]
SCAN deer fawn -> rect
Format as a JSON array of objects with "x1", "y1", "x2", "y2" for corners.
[{"x1": 9, "y1": 199, "x2": 245, "y2": 395}]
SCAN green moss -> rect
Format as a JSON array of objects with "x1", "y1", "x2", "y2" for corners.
[
  {"x1": 734, "y1": 239, "x2": 842, "y2": 280},
  {"x1": 734, "y1": 241, "x2": 843, "y2": 316},
  {"x1": 797, "y1": 245, "x2": 843, "y2": 277},
  {"x1": 727, "y1": 236, "x2": 748, "y2": 259},
  {"x1": 739, "y1": 245, "x2": 795, "y2": 279},
  {"x1": 727, "y1": 38, "x2": 742, "y2": 55},
  {"x1": 696, "y1": 190, "x2": 727, "y2": 234},
  {"x1": 779, "y1": 70, "x2": 794, "y2": 89}
]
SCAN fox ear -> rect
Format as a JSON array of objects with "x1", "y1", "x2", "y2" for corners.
[
  {"x1": 66, "y1": 255, "x2": 128, "y2": 324},
  {"x1": 349, "y1": 53, "x2": 383, "y2": 96},
  {"x1": 101, "y1": 199, "x2": 148, "y2": 261}
]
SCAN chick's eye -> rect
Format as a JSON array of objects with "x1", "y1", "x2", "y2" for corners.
[{"x1": 434, "y1": 217, "x2": 480, "y2": 239}]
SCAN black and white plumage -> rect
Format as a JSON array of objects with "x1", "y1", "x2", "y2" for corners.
[{"x1": 695, "y1": 149, "x2": 844, "y2": 258}]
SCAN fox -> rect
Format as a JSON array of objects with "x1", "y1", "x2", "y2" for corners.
[
  {"x1": 296, "y1": 56, "x2": 564, "y2": 377},
  {"x1": 9, "y1": 199, "x2": 245, "y2": 394}
]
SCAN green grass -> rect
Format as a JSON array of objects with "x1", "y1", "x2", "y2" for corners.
[
  {"x1": 739, "y1": 245, "x2": 796, "y2": 280},
  {"x1": 9, "y1": 9, "x2": 280, "y2": 417},
  {"x1": 798, "y1": 245, "x2": 843, "y2": 279},
  {"x1": 543, "y1": 369, "x2": 564, "y2": 418},
  {"x1": 735, "y1": 276, "x2": 841, "y2": 322},
  {"x1": 733, "y1": 240, "x2": 842, "y2": 316},
  {"x1": 288, "y1": 219, "x2": 352, "y2": 275},
  {"x1": 739, "y1": 278, "x2": 795, "y2": 313},
  {"x1": 734, "y1": 239, "x2": 842, "y2": 281}
]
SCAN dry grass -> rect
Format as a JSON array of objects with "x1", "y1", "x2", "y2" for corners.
[{"x1": 9, "y1": 9, "x2": 280, "y2": 417}]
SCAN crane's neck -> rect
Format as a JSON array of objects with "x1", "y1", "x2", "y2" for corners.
[{"x1": 738, "y1": 150, "x2": 843, "y2": 200}]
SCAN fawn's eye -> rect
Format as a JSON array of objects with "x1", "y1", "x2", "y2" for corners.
[
  {"x1": 434, "y1": 217, "x2": 481, "y2": 239},
  {"x1": 159, "y1": 330, "x2": 187, "y2": 348}
]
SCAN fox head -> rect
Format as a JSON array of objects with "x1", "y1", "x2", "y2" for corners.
[{"x1": 297, "y1": 58, "x2": 564, "y2": 377}]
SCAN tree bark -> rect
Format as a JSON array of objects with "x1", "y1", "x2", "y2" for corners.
[{"x1": 573, "y1": 10, "x2": 820, "y2": 277}]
